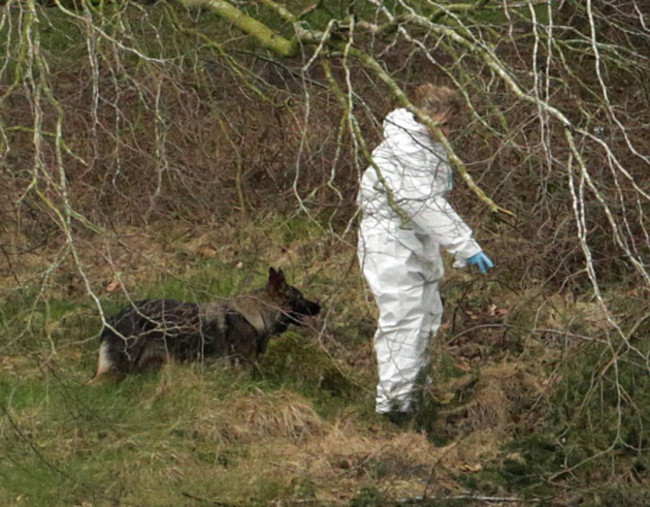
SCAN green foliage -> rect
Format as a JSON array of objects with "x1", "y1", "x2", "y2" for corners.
[
  {"x1": 484, "y1": 330, "x2": 650, "y2": 496},
  {"x1": 500, "y1": 434, "x2": 564, "y2": 490},
  {"x1": 592, "y1": 486, "x2": 650, "y2": 506},
  {"x1": 142, "y1": 258, "x2": 246, "y2": 302},
  {"x1": 350, "y1": 486, "x2": 385, "y2": 507},
  {"x1": 264, "y1": 213, "x2": 326, "y2": 244},
  {"x1": 257, "y1": 332, "x2": 358, "y2": 400},
  {"x1": 553, "y1": 338, "x2": 650, "y2": 463}
]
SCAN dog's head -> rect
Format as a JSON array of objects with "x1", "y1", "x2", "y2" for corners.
[{"x1": 267, "y1": 267, "x2": 321, "y2": 327}]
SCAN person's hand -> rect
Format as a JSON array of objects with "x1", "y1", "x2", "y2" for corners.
[{"x1": 466, "y1": 252, "x2": 494, "y2": 274}]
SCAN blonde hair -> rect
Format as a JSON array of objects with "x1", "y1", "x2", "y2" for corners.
[{"x1": 411, "y1": 84, "x2": 461, "y2": 124}]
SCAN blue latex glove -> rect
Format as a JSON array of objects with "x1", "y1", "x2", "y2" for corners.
[{"x1": 466, "y1": 252, "x2": 494, "y2": 274}]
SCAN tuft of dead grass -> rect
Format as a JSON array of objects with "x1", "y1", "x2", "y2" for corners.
[
  {"x1": 433, "y1": 361, "x2": 546, "y2": 444},
  {"x1": 193, "y1": 389, "x2": 327, "y2": 444}
]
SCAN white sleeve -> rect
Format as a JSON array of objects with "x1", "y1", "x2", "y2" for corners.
[
  {"x1": 399, "y1": 193, "x2": 483, "y2": 261},
  {"x1": 374, "y1": 115, "x2": 483, "y2": 261}
]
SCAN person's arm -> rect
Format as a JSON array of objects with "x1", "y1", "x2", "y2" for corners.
[
  {"x1": 386, "y1": 134, "x2": 493, "y2": 271},
  {"x1": 400, "y1": 194, "x2": 483, "y2": 262}
]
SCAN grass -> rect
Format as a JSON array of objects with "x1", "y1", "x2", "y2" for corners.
[
  {"x1": 0, "y1": 223, "x2": 376, "y2": 504},
  {"x1": 1, "y1": 219, "x2": 649, "y2": 504},
  {"x1": 1, "y1": 361, "x2": 325, "y2": 505},
  {"x1": 1, "y1": 0, "x2": 648, "y2": 502}
]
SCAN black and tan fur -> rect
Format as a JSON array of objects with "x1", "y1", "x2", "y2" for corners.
[{"x1": 89, "y1": 268, "x2": 320, "y2": 383}]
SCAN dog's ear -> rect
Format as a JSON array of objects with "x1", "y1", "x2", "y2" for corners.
[{"x1": 267, "y1": 268, "x2": 287, "y2": 294}]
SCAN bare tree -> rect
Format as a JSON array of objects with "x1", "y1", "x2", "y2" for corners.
[{"x1": 1, "y1": 0, "x2": 649, "y2": 495}]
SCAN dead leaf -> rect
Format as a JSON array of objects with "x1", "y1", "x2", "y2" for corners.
[
  {"x1": 196, "y1": 246, "x2": 217, "y2": 259},
  {"x1": 106, "y1": 279, "x2": 120, "y2": 292},
  {"x1": 460, "y1": 463, "x2": 483, "y2": 473}
]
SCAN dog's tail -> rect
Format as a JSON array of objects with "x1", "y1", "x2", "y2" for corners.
[{"x1": 87, "y1": 338, "x2": 113, "y2": 386}]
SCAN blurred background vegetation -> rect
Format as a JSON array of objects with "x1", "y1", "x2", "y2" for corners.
[{"x1": 1, "y1": 0, "x2": 649, "y2": 504}]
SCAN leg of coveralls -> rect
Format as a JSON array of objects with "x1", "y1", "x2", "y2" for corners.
[
  {"x1": 416, "y1": 235, "x2": 444, "y2": 387},
  {"x1": 415, "y1": 280, "x2": 443, "y2": 399},
  {"x1": 359, "y1": 227, "x2": 431, "y2": 414},
  {"x1": 420, "y1": 281, "x2": 443, "y2": 342}
]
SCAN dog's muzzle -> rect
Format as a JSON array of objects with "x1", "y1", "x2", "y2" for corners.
[
  {"x1": 290, "y1": 300, "x2": 320, "y2": 326},
  {"x1": 305, "y1": 301, "x2": 321, "y2": 316}
]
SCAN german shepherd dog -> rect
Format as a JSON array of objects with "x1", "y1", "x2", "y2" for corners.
[{"x1": 89, "y1": 268, "x2": 320, "y2": 383}]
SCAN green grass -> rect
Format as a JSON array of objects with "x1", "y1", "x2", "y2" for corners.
[
  {"x1": 2, "y1": 219, "x2": 650, "y2": 504},
  {"x1": 0, "y1": 249, "x2": 370, "y2": 505},
  {"x1": 0, "y1": 358, "x2": 334, "y2": 505},
  {"x1": 140, "y1": 258, "x2": 248, "y2": 302},
  {"x1": 256, "y1": 332, "x2": 364, "y2": 420}
]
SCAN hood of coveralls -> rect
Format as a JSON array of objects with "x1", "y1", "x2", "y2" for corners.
[
  {"x1": 380, "y1": 108, "x2": 453, "y2": 192},
  {"x1": 357, "y1": 107, "x2": 454, "y2": 216},
  {"x1": 381, "y1": 108, "x2": 432, "y2": 153}
]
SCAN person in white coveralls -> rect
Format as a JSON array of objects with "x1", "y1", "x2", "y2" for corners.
[{"x1": 357, "y1": 84, "x2": 494, "y2": 418}]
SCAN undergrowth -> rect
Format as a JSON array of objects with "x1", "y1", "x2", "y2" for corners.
[
  {"x1": 1, "y1": 217, "x2": 649, "y2": 504},
  {"x1": 1, "y1": 0, "x2": 649, "y2": 503}
]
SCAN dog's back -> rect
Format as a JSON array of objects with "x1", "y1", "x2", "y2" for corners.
[
  {"x1": 89, "y1": 268, "x2": 320, "y2": 383},
  {"x1": 96, "y1": 299, "x2": 203, "y2": 375}
]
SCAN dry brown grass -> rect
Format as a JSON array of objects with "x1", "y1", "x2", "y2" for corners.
[
  {"x1": 193, "y1": 389, "x2": 327, "y2": 445},
  {"x1": 2, "y1": 3, "x2": 649, "y2": 503},
  {"x1": 0, "y1": 215, "x2": 577, "y2": 504}
]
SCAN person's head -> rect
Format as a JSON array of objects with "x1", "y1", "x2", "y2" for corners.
[{"x1": 411, "y1": 83, "x2": 461, "y2": 135}]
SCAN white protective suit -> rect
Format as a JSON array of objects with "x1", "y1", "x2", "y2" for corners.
[{"x1": 357, "y1": 108, "x2": 482, "y2": 414}]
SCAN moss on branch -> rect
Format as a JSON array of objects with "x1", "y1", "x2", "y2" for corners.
[{"x1": 182, "y1": 0, "x2": 299, "y2": 57}]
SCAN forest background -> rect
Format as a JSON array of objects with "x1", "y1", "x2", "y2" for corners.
[{"x1": 1, "y1": 0, "x2": 649, "y2": 504}]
